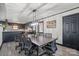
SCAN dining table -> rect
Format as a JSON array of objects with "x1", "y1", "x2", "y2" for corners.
[{"x1": 30, "y1": 35, "x2": 57, "y2": 56}]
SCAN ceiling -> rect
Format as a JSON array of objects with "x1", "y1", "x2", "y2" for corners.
[{"x1": 0, "y1": 3, "x2": 79, "y2": 24}]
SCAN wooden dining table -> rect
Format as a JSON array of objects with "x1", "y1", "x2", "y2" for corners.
[{"x1": 30, "y1": 35, "x2": 57, "y2": 55}]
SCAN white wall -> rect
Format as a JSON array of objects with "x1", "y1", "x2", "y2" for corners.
[
  {"x1": 0, "y1": 4, "x2": 5, "y2": 46},
  {"x1": 42, "y1": 8, "x2": 79, "y2": 44},
  {"x1": 0, "y1": 24, "x2": 3, "y2": 47},
  {"x1": 39, "y1": 22, "x2": 44, "y2": 32},
  {"x1": 0, "y1": 4, "x2": 6, "y2": 20}
]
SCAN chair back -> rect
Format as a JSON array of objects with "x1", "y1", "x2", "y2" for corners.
[
  {"x1": 23, "y1": 37, "x2": 32, "y2": 49},
  {"x1": 15, "y1": 33, "x2": 22, "y2": 42},
  {"x1": 44, "y1": 33, "x2": 52, "y2": 38},
  {"x1": 51, "y1": 39, "x2": 57, "y2": 53}
]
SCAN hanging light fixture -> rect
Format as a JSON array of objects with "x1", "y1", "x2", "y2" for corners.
[
  {"x1": 31, "y1": 9, "x2": 38, "y2": 26},
  {"x1": 31, "y1": 22, "x2": 38, "y2": 26}
]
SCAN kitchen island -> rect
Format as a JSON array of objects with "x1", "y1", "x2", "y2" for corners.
[{"x1": 3, "y1": 31, "x2": 23, "y2": 43}]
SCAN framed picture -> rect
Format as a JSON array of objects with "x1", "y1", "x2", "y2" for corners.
[{"x1": 46, "y1": 20, "x2": 56, "y2": 28}]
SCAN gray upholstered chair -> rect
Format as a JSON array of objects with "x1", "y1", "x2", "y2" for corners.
[{"x1": 44, "y1": 39, "x2": 57, "y2": 55}]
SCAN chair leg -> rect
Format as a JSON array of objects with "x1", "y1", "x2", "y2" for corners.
[
  {"x1": 18, "y1": 47, "x2": 24, "y2": 53},
  {"x1": 24, "y1": 49, "x2": 27, "y2": 55},
  {"x1": 15, "y1": 45, "x2": 20, "y2": 50},
  {"x1": 24, "y1": 49, "x2": 29, "y2": 55},
  {"x1": 25, "y1": 52, "x2": 27, "y2": 55},
  {"x1": 28, "y1": 50, "x2": 33, "y2": 56}
]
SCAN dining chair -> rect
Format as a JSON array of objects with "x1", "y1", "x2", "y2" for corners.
[
  {"x1": 15, "y1": 33, "x2": 22, "y2": 50},
  {"x1": 43, "y1": 39, "x2": 57, "y2": 56},
  {"x1": 22, "y1": 37, "x2": 37, "y2": 56}
]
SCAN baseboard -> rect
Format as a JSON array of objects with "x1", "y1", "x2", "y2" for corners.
[
  {"x1": 56, "y1": 43, "x2": 64, "y2": 46},
  {"x1": 56, "y1": 43, "x2": 79, "y2": 51}
]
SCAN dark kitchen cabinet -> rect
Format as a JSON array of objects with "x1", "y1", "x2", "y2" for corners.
[{"x1": 3, "y1": 31, "x2": 22, "y2": 43}]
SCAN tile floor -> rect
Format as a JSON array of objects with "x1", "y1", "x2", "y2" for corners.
[{"x1": 0, "y1": 42, "x2": 79, "y2": 56}]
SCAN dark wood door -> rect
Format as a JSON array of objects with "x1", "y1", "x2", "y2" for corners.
[{"x1": 63, "y1": 13, "x2": 79, "y2": 50}]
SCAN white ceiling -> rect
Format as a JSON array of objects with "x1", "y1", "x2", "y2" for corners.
[{"x1": 0, "y1": 3, "x2": 79, "y2": 24}]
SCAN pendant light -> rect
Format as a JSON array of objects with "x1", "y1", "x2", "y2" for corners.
[{"x1": 31, "y1": 9, "x2": 38, "y2": 26}]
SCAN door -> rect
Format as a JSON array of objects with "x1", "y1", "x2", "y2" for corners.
[{"x1": 63, "y1": 13, "x2": 79, "y2": 50}]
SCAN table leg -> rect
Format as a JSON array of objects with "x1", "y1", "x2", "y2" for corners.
[
  {"x1": 37, "y1": 46, "x2": 40, "y2": 56},
  {"x1": 37, "y1": 46, "x2": 38, "y2": 56}
]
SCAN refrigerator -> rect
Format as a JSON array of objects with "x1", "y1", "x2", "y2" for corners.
[{"x1": 0, "y1": 24, "x2": 3, "y2": 47}]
